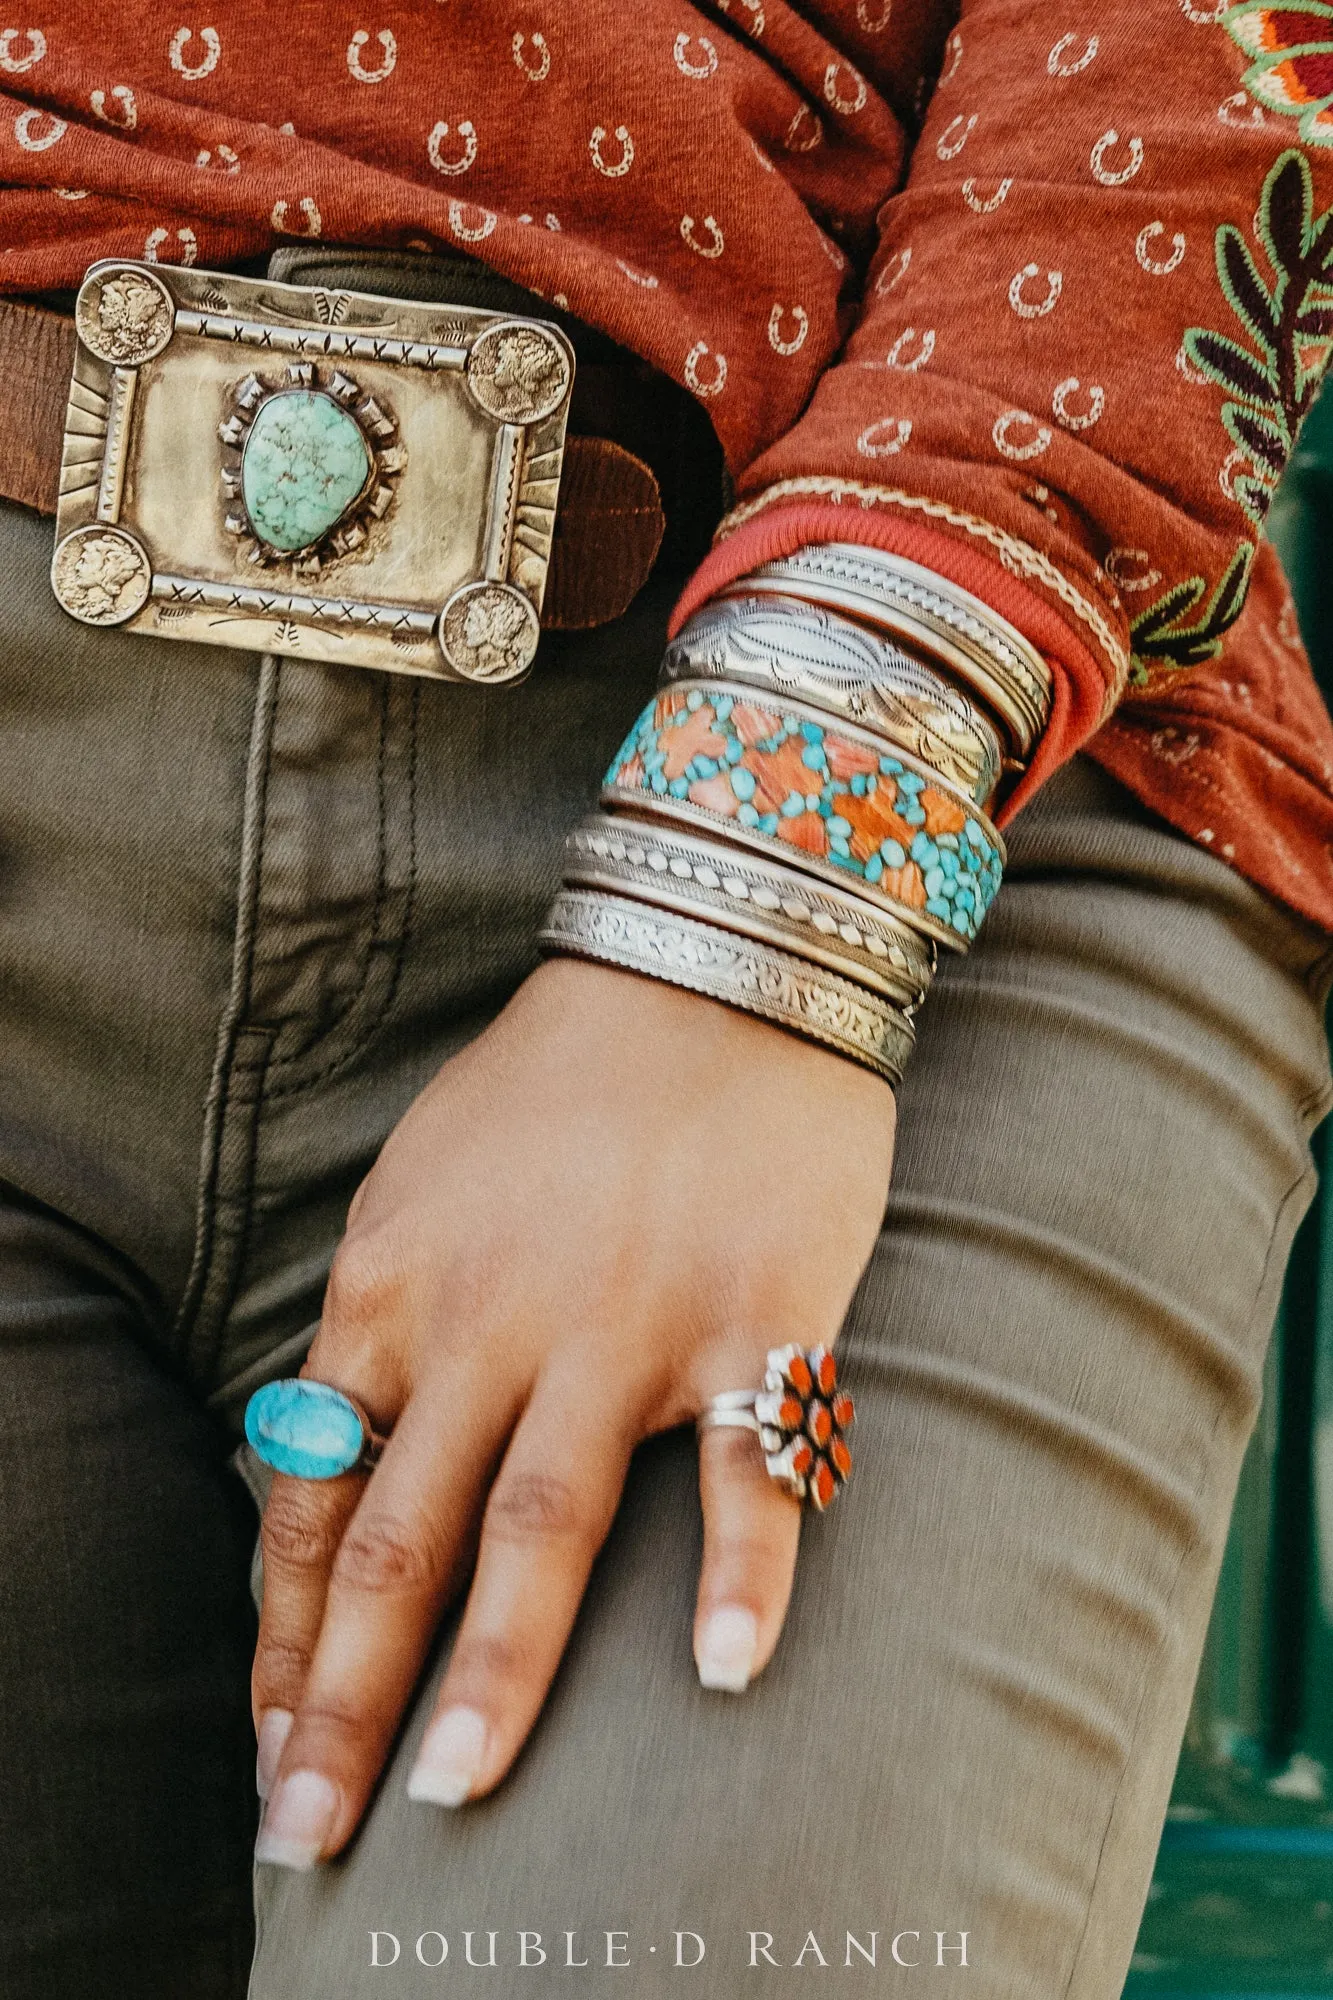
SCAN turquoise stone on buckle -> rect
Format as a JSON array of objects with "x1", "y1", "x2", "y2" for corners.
[
  {"x1": 244, "y1": 1379, "x2": 383, "y2": 1480},
  {"x1": 240, "y1": 387, "x2": 375, "y2": 554}
]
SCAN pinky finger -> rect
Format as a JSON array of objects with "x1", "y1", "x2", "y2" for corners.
[{"x1": 693, "y1": 1419, "x2": 802, "y2": 1694}]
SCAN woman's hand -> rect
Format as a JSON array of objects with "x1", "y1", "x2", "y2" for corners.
[{"x1": 251, "y1": 957, "x2": 896, "y2": 1868}]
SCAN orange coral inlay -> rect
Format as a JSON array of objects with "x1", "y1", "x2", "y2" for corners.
[
  {"x1": 791, "y1": 1440, "x2": 815, "y2": 1476},
  {"x1": 786, "y1": 1353, "x2": 813, "y2": 1396},
  {"x1": 832, "y1": 1392, "x2": 855, "y2": 1428},
  {"x1": 816, "y1": 1350, "x2": 837, "y2": 1395},
  {"x1": 812, "y1": 1461, "x2": 837, "y2": 1509},
  {"x1": 778, "y1": 1395, "x2": 805, "y2": 1431},
  {"x1": 808, "y1": 1402, "x2": 833, "y2": 1446},
  {"x1": 830, "y1": 1436, "x2": 853, "y2": 1479}
]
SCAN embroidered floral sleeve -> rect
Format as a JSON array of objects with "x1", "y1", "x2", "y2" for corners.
[{"x1": 680, "y1": 0, "x2": 1333, "y2": 852}]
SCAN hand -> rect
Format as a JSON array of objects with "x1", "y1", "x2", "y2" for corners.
[{"x1": 251, "y1": 956, "x2": 896, "y2": 1868}]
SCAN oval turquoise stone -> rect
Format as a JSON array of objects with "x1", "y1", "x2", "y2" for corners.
[
  {"x1": 241, "y1": 390, "x2": 372, "y2": 553},
  {"x1": 244, "y1": 1379, "x2": 367, "y2": 1479}
]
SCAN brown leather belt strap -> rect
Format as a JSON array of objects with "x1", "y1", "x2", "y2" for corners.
[{"x1": 0, "y1": 294, "x2": 666, "y2": 631}]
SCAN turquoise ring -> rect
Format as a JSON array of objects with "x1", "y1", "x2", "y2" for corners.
[{"x1": 244, "y1": 1378, "x2": 386, "y2": 1481}]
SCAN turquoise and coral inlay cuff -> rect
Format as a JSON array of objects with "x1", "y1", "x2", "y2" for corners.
[{"x1": 603, "y1": 684, "x2": 1005, "y2": 948}]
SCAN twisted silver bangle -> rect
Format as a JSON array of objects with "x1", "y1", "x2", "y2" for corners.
[
  {"x1": 563, "y1": 812, "x2": 936, "y2": 1005},
  {"x1": 539, "y1": 888, "x2": 916, "y2": 1084},
  {"x1": 663, "y1": 593, "x2": 1005, "y2": 809}
]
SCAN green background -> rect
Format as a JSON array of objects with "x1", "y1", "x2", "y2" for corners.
[{"x1": 1124, "y1": 386, "x2": 1333, "y2": 1997}]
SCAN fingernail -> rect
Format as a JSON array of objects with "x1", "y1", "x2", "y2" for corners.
[
  {"x1": 254, "y1": 1769, "x2": 339, "y2": 1870},
  {"x1": 255, "y1": 1709, "x2": 294, "y2": 1801},
  {"x1": 407, "y1": 1706, "x2": 488, "y2": 1808},
  {"x1": 696, "y1": 1605, "x2": 759, "y2": 1693}
]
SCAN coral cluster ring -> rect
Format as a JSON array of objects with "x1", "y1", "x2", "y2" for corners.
[
  {"x1": 697, "y1": 1344, "x2": 854, "y2": 1511},
  {"x1": 244, "y1": 1378, "x2": 387, "y2": 1481}
]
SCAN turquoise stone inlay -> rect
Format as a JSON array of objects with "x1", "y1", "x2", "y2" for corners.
[
  {"x1": 245, "y1": 1379, "x2": 367, "y2": 1479},
  {"x1": 241, "y1": 390, "x2": 372, "y2": 553}
]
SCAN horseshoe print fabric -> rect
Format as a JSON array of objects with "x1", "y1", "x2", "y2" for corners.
[{"x1": 2, "y1": 2, "x2": 1333, "y2": 923}]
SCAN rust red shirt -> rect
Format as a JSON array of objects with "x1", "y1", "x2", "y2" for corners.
[{"x1": 3, "y1": 2, "x2": 1333, "y2": 922}]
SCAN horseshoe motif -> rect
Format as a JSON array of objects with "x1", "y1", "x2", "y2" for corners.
[
  {"x1": 886, "y1": 326, "x2": 935, "y2": 370},
  {"x1": 169, "y1": 27, "x2": 221, "y2": 79},
  {"x1": 1218, "y1": 90, "x2": 1265, "y2": 127},
  {"x1": 512, "y1": 31, "x2": 550, "y2": 82},
  {"x1": 719, "y1": 0, "x2": 764, "y2": 35},
  {"x1": 144, "y1": 225, "x2": 199, "y2": 264},
  {"x1": 684, "y1": 341, "x2": 727, "y2": 398},
  {"x1": 270, "y1": 198, "x2": 321, "y2": 237},
  {"x1": 0, "y1": 27, "x2": 44, "y2": 72},
  {"x1": 1052, "y1": 375, "x2": 1105, "y2": 430},
  {"x1": 936, "y1": 113, "x2": 976, "y2": 160},
  {"x1": 91, "y1": 85, "x2": 137, "y2": 129},
  {"x1": 939, "y1": 31, "x2": 964, "y2": 84},
  {"x1": 1090, "y1": 129, "x2": 1143, "y2": 186},
  {"x1": 195, "y1": 142, "x2": 240, "y2": 171},
  {"x1": 819, "y1": 232, "x2": 846, "y2": 270},
  {"x1": 824, "y1": 62, "x2": 867, "y2": 114},
  {"x1": 617, "y1": 258, "x2": 659, "y2": 288},
  {"x1": 347, "y1": 29, "x2": 397, "y2": 83},
  {"x1": 589, "y1": 123, "x2": 634, "y2": 176},
  {"x1": 752, "y1": 139, "x2": 774, "y2": 171},
  {"x1": 1219, "y1": 448, "x2": 1249, "y2": 504},
  {"x1": 785, "y1": 102, "x2": 823, "y2": 152},
  {"x1": 448, "y1": 198, "x2": 496, "y2": 243},
  {"x1": 962, "y1": 176, "x2": 1011, "y2": 213},
  {"x1": 673, "y1": 33, "x2": 717, "y2": 79},
  {"x1": 1008, "y1": 263, "x2": 1063, "y2": 318},
  {"x1": 875, "y1": 245, "x2": 911, "y2": 294},
  {"x1": 1176, "y1": 343, "x2": 1211, "y2": 385},
  {"x1": 1047, "y1": 33, "x2": 1098, "y2": 77},
  {"x1": 428, "y1": 119, "x2": 477, "y2": 175},
  {"x1": 1136, "y1": 222, "x2": 1185, "y2": 275},
  {"x1": 680, "y1": 213, "x2": 724, "y2": 259},
  {"x1": 857, "y1": 417, "x2": 913, "y2": 457},
  {"x1": 1104, "y1": 547, "x2": 1161, "y2": 593},
  {"x1": 857, "y1": 0, "x2": 893, "y2": 29},
  {"x1": 1179, "y1": 0, "x2": 1226, "y2": 19},
  {"x1": 14, "y1": 107, "x2": 65, "y2": 151},
  {"x1": 993, "y1": 410, "x2": 1052, "y2": 460},
  {"x1": 768, "y1": 303, "x2": 809, "y2": 355},
  {"x1": 53, "y1": 187, "x2": 89, "y2": 199}
]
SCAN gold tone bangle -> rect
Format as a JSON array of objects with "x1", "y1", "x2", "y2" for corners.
[
  {"x1": 539, "y1": 888, "x2": 916, "y2": 1084},
  {"x1": 563, "y1": 813, "x2": 935, "y2": 1004}
]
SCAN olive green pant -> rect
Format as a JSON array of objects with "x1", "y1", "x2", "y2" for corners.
[{"x1": 1, "y1": 320, "x2": 1331, "y2": 1998}]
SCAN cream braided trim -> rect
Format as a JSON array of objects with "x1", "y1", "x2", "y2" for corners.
[{"x1": 715, "y1": 478, "x2": 1129, "y2": 706}]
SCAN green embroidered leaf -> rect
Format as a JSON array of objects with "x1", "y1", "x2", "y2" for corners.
[
  {"x1": 1218, "y1": 224, "x2": 1280, "y2": 349},
  {"x1": 1259, "y1": 148, "x2": 1314, "y2": 274},
  {"x1": 1223, "y1": 402, "x2": 1290, "y2": 469},
  {"x1": 1297, "y1": 301, "x2": 1333, "y2": 336},
  {"x1": 1129, "y1": 544, "x2": 1255, "y2": 678},
  {"x1": 1184, "y1": 327, "x2": 1278, "y2": 406}
]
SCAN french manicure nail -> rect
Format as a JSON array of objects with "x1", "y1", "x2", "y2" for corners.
[
  {"x1": 407, "y1": 1706, "x2": 488, "y2": 1808},
  {"x1": 254, "y1": 1769, "x2": 339, "y2": 1870},
  {"x1": 255, "y1": 1708, "x2": 294, "y2": 1801},
  {"x1": 696, "y1": 1605, "x2": 759, "y2": 1693}
]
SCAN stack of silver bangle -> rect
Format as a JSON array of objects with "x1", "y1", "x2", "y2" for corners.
[{"x1": 539, "y1": 543, "x2": 1053, "y2": 1085}]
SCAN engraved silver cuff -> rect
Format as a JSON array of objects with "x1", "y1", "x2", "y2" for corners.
[
  {"x1": 715, "y1": 543, "x2": 1052, "y2": 756},
  {"x1": 663, "y1": 593, "x2": 1005, "y2": 808},
  {"x1": 538, "y1": 888, "x2": 916, "y2": 1084}
]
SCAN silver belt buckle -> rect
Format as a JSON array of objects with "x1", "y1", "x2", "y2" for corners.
[{"x1": 50, "y1": 260, "x2": 576, "y2": 685}]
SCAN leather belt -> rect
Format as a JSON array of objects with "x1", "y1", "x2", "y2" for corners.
[{"x1": 1, "y1": 259, "x2": 668, "y2": 683}]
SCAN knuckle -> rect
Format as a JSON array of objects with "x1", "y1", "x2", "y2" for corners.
[
  {"x1": 486, "y1": 1470, "x2": 590, "y2": 1544},
  {"x1": 252, "y1": 1636, "x2": 313, "y2": 1704},
  {"x1": 261, "y1": 1488, "x2": 345, "y2": 1571},
  {"x1": 333, "y1": 1513, "x2": 439, "y2": 1596},
  {"x1": 322, "y1": 1232, "x2": 408, "y2": 1339},
  {"x1": 448, "y1": 1630, "x2": 529, "y2": 1688}
]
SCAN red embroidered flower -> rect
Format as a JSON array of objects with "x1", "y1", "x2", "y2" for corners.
[{"x1": 1225, "y1": 3, "x2": 1333, "y2": 144}]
